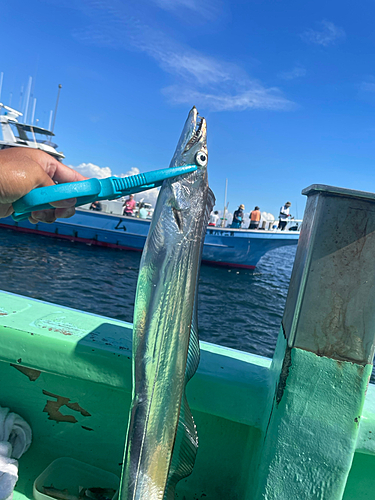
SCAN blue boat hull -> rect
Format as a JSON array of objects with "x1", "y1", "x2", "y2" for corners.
[{"x1": 0, "y1": 209, "x2": 299, "y2": 269}]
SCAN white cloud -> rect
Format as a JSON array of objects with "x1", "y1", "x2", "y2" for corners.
[
  {"x1": 69, "y1": 162, "x2": 160, "y2": 206},
  {"x1": 156, "y1": 51, "x2": 232, "y2": 86},
  {"x1": 278, "y1": 67, "x2": 307, "y2": 81},
  {"x1": 70, "y1": 162, "x2": 112, "y2": 179},
  {"x1": 71, "y1": 2, "x2": 294, "y2": 112},
  {"x1": 71, "y1": 163, "x2": 141, "y2": 179},
  {"x1": 122, "y1": 166, "x2": 140, "y2": 177},
  {"x1": 163, "y1": 85, "x2": 294, "y2": 112},
  {"x1": 136, "y1": 187, "x2": 160, "y2": 206},
  {"x1": 360, "y1": 81, "x2": 375, "y2": 92},
  {"x1": 152, "y1": 0, "x2": 221, "y2": 20},
  {"x1": 261, "y1": 211, "x2": 276, "y2": 222},
  {"x1": 301, "y1": 20, "x2": 345, "y2": 47}
]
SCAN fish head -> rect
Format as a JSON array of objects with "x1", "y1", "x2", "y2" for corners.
[{"x1": 169, "y1": 106, "x2": 207, "y2": 173}]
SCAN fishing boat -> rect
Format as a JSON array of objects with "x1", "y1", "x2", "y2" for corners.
[
  {"x1": 0, "y1": 102, "x2": 300, "y2": 270},
  {"x1": 1, "y1": 183, "x2": 375, "y2": 500},
  {"x1": 0, "y1": 207, "x2": 300, "y2": 270},
  {"x1": 0, "y1": 103, "x2": 64, "y2": 161}
]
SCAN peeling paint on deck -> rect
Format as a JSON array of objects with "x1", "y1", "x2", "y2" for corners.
[
  {"x1": 42, "y1": 389, "x2": 91, "y2": 423},
  {"x1": 11, "y1": 364, "x2": 41, "y2": 381},
  {"x1": 32, "y1": 314, "x2": 88, "y2": 336}
]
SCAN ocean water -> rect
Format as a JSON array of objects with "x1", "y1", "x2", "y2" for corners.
[{"x1": 0, "y1": 227, "x2": 295, "y2": 360}]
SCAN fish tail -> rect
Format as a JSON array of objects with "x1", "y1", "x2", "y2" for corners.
[
  {"x1": 163, "y1": 393, "x2": 198, "y2": 500},
  {"x1": 163, "y1": 333, "x2": 199, "y2": 499}
]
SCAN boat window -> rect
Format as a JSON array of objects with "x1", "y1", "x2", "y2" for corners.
[{"x1": 10, "y1": 123, "x2": 58, "y2": 147}]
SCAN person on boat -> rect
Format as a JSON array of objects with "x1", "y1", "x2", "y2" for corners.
[
  {"x1": 248, "y1": 206, "x2": 261, "y2": 230},
  {"x1": 0, "y1": 148, "x2": 86, "y2": 223},
  {"x1": 123, "y1": 194, "x2": 136, "y2": 216},
  {"x1": 89, "y1": 201, "x2": 102, "y2": 211},
  {"x1": 278, "y1": 201, "x2": 292, "y2": 230},
  {"x1": 138, "y1": 203, "x2": 148, "y2": 219},
  {"x1": 231, "y1": 204, "x2": 245, "y2": 228},
  {"x1": 208, "y1": 210, "x2": 220, "y2": 226}
]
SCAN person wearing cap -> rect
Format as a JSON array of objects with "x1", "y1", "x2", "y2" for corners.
[
  {"x1": 278, "y1": 201, "x2": 292, "y2": 230},
  {"x1": 231, "y1": 204, "x2": 245, "y2": 229},
  {"x1": 249, "y1": 206, "x2": 261, "y2": 230}
]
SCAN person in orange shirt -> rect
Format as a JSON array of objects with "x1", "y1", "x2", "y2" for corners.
[{"x1": 248, "y1": 206, "x2": 261, "y2": 230}]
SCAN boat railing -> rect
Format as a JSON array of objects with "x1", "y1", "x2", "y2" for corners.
[
  {"x1": 210, "y1": 218, "x2": 303, "y2": 232},
  {"x1": 79, "y1": 203, "x2": 303, "y2": 232},
  {"x1": 257, "y1": 218, "x2": 303, "y2": 232}
]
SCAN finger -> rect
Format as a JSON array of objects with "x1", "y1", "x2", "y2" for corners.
[
  {"x1": 29, "y1": 205, "x2": 76, "y2": 224},
  {"x1": 28, "y1": 214, "x2": 40, "y2": 224},
  {"x1": 49, "y1": 162, "x2": 87, "y2": 184},
  {"x1": 50, "y1": 197, "x2": 77, "y2": 208},
  {"x1": 1, "y1": 157, "x2": 55, "y2": 204},
  {"x1": 30, "y1": 169, "x2": 78, "y2": 208},
  {"x1": 9, "y1": 149, "x2": 86, "y2": 183},
  {"x1": 26, "y1": 157, "x2": 85, "y2": 206},
  {"x1": 10, "y1": 167, "x2": 64, "y2": 211},
  {"x1": 55, "y1": 206, "x2": 76, "y2": 219},
  {"x1": 30, "y1": 209, "x2": 57, "y2": 224},
  {"x1": 0, "y1": 204, "x2": 13, "y2": 218},
  {"x1": 3, "y1": 148, "x2": 86, "y2": 193}
]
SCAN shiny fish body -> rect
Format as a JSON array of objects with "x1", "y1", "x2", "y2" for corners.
[{"x1": 121, "y1": 107, "x2": 214, "y2": 500}]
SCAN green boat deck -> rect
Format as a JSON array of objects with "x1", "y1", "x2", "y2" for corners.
[{"x1": 1, "y1": 290, "x2": 375, "y2": 499}]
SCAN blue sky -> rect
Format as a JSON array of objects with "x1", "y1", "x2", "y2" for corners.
[{"x1": 2, "y1": 0, "x2": 375, "y2": 220}]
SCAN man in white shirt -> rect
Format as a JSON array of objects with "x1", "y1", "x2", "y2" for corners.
[
  {"x1": 208, "y1": 210, "x2": 220, "y2": 226},
  {"x1": 278, "y1": 201, "x2": 292, "y2": 230}
]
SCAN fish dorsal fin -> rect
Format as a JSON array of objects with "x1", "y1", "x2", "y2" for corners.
[
  {"x1": 206, "y1": 188, "x2": 216, "y2": 220},
  {"x1": 163, "y1": 186, "x2": 215, "y2": 499}
]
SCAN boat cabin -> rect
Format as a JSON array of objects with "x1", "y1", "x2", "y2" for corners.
[{"x1": 0, "y1": 103, "x2": 64, "y2": 161}]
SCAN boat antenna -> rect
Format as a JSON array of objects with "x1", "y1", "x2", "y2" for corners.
[
  {"x1": 24, "y1": 76, "x2": 32, "y2": 124},
  {"x1": 31, "y1": 98, "x2": 37, "y2": 125},
  {"x1": 0, "y1": 72, "x2": 3, "y2": 102},
  {"x1": 19, "y1": 85, "x2": 24, "y2": 112},
  {"x1": 222, "y1": 178, "x2": 228, "y2": 228},
  {"x1": 51, "y1": 84, "x2": 62, "y2": 133}
]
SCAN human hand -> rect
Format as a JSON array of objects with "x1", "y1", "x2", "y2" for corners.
[{"x1": 0, "y1": 148, "x2": 87, "y2": 223}]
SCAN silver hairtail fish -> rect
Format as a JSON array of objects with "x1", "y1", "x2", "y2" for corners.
[{"x1": 121, "y1": 107, "x2": 215, "y2": 500}]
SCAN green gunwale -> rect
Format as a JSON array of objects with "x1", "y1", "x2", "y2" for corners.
[{"x1": 1, "y1": 290, "x2": 375, "y2": 499}]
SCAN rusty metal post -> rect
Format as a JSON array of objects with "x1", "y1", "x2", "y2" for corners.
[{"x1": 254, "y1": 185, "x2": 375, "y2": 500}]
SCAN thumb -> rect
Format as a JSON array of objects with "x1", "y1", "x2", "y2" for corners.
[{"x1": 31, "y1": 168, "x2": 77, "y2": 209}]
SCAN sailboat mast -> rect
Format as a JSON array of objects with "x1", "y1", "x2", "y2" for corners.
[{"x1": 222, "y1": 178, "x2": 228, "y2": 228}]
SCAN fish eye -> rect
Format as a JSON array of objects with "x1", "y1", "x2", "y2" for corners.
[{"x1": 195, "y1": 150, "x2": 208, "y2": 167}]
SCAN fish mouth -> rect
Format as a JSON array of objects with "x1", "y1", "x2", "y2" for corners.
[
  {"x1": 184, "y1": 114, "x2": 206, "y2": 153},
  {"x1": 184, "y1": 110, "x2": 206, "y2": 153},
  {"x1": 169, "y1": 107, "x2": 207, "y2": 169}
]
